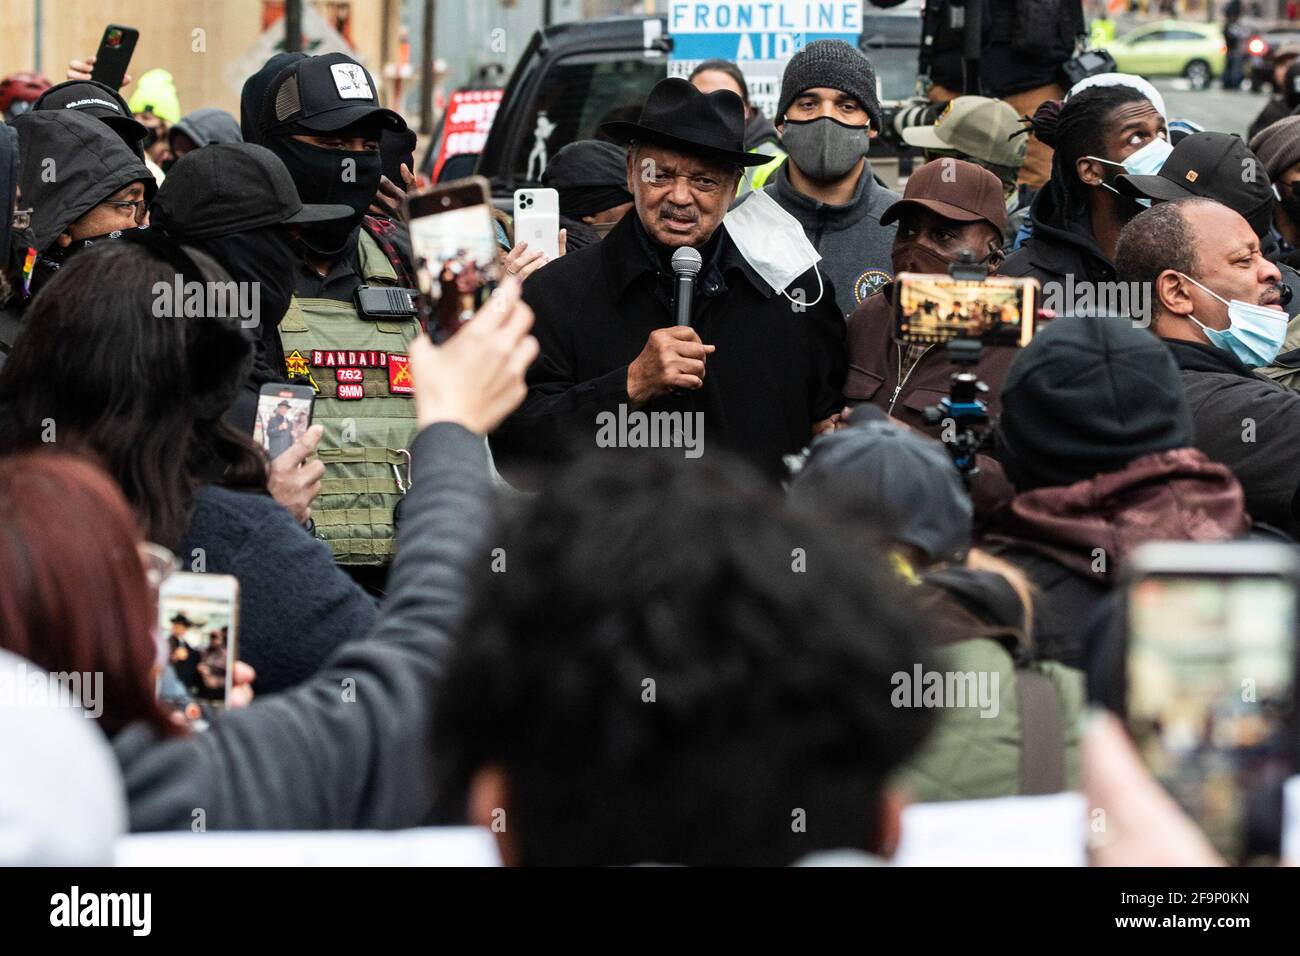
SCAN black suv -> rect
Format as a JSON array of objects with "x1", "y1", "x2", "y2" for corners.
[{"x1": 437, "y1": 12, "x2": 924, "y2": 199}]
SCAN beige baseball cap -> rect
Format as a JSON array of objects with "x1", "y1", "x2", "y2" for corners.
[{"x1": 902, "y1": 96, "x2": 1028, "y2": 169}]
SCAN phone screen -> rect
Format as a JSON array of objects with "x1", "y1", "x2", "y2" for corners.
[
  {"x1": 893, "y1": 273, "x2": 1038, "y2": 347},
  {"x1": 156, "y1": 573, "x2": 239, "y2": 730},
  {"x1": 407, "y1": 177, "x2": 500, "y2": 339},
  {"x1": 1126, "y1": 573, "x2": 1297, "y2": 863},
  {"x1": 253, "y1": 386, "x2": 313, "y2": 460}
]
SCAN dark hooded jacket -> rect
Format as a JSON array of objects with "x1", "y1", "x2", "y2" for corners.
[
  {"x1": 999, "y1": 179, "x2": 1117, "y2": 289},
  {"x1": 982, "y1": 448, "x2": 1251, "y2": 667},
  {"x1": 12, "y1": 110, "x2": 154, "y2": 255},
  {"x1": 3, "y1": 111, "x2": 154, "y2": 347},
  {"x1": 170, "y1": 108, "x2": 243, "y2": 151}
]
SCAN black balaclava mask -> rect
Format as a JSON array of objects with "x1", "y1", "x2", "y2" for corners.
[
  {"x1": 196, "y1": 225, "x2": 296, "y2": 330},
  {"x1": 266, "y1": 128, "x2": 382, "y2": 257},
  {"x1": 194, "y1": 225, "x2": 298, "y2": 384}
]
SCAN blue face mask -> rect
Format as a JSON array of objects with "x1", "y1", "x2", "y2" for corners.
[
  {"x1": 1177, "y1": 272, "x2": 1289, "y2": 368},
  {"x1": 1087, "y1": 137, "x2": 1174, "y2": 207}
]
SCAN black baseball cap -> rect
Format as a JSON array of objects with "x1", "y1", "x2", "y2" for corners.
[
  {"x1": 150, "y1": 142, "x2": 354, "y2": 241},
  {"x1": 261, "y1": 52, "x2": 404, "y2": 136},
  {"x1": 33, "y1": 79, "x2": 148, "y2": 149},
  {"x1": 1116, "y1": 132, "x2": 1274, "y2": 237}
]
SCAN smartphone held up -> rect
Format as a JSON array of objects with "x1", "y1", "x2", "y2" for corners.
[
  {"x1": 89, "y1": 24, "x2": 139, "y2": 90},
  {"x1": 893, "y1": 272, "x2": 1040, "y2": 348},
  {"x1": 155, "y1": 572, "x2": 240, "y2": 730},
  {"x1": 405, "y1": 176, "x2": 500, "y2": 340},
  {"x1": 253, "y1": 383, "x2": 315, "y2": 460},
  {"x1": 1123, "y1": 541, "x2": 1300, "y2": 864}
]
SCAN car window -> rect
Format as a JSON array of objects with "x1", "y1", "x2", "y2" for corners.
[
  {"x1": 1131, "y1": 31, "x2": 1168, "y2": 44},
  {"x1": 871, "y1": 46, "x2": 925, "y2": 101},
  {"x1": 513, "y1": 50, "x2": 666, "y2": 185},
  {"x1": 1164, "y1": 30, "x2": 1207, "y2": 41},
  {"x1": 864, "y1": 14, "x2": 923, "y2": 101}
]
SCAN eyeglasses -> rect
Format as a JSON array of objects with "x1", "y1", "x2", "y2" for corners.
[
  {"x1": 103, "y1": 198, "x2": 148, "y2": 224},
  {"x1": 139, "y1": 542, "x2": 180, "y2": 595}
]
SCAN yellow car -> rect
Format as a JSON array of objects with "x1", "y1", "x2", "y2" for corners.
[{"x1": 1107, "y1": 20, "x2": 1227, "y2": 90}]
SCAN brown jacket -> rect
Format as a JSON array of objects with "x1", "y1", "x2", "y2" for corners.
[{"x1": 844, "y1": 286, "x2": 1019, "y2": 438}]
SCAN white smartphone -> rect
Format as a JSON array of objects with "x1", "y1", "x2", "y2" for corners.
[
  {"x1": 156, "y1": 572, "x2": 240, "y2": 729},
  {"x1": 513, "y1": 187, "x2": 560, "y2": 261}
]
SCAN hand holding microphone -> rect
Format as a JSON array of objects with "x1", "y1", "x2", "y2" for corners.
[{"x1": 626, "y1": 247, "x2": 715, "y2": 406}]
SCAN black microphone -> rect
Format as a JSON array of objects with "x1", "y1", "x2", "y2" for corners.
[{"x1": 672, "y1": 246, "x2": 703, "y2": 327}]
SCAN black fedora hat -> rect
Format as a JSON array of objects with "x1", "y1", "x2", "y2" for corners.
[{"x1": 601, "y1": 77, "x2": 773, "y2": 167}]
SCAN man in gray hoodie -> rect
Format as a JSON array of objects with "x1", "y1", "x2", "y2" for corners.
[{"x1": 764, "y1": 39, "x2": 900, "y2": 318}]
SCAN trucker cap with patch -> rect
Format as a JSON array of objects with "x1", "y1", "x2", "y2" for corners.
[
  {"x1": 33, "y1": 79, "x2": 148, "y2": 147},
  {"x1": 262, "y1": 52, "x2": 405, "y2": 135},
  {"x1": 1115, "y1": 131, "x2": 1274, "y2": 237},
  {"x1": 901, "y1": 96, "x2": 1028, "y2": 169},
  {"x1": 150, "y1": 143, "x2": 355, "y2": 241}
]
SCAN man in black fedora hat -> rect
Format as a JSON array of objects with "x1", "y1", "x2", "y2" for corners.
[{"x1": 490, "y1": 77, "x2": 846, "y2": 484}]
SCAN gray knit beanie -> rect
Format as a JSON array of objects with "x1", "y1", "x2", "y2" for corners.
[
  {"x1": 1250, "y1": 115, "x2": 1300, "y2": 181},
  {"x1": 776, "y1": 39, "x2": 882, "y2": 131}
]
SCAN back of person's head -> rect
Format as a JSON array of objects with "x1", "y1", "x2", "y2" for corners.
[
  {"x1": 689, "y1": 59, "x2": 750, "y2": 104},
  {"x1": 0, "y1": 452, "x2": 177, "y2": 739},
  {"x1": 997, "y1": 315, "x2": 1194, "y2": 491},
  {"x1": 1284, "y1": 59, "x2": 1300, "y2": 111},
  {"x1": 789, "y1": 405, "x2": 972, "y2": 568},
  {"x1": 1032, "y1": 85, "x2": 1151, "y2": 209},
  {"x1": 541, "y1": 139, "x2": 634, "y2": 220},
  {"x1": 435, "y1": 450, "x2": 937, "y2": 866},
  {"x1": 0, "y1": 236, "x2": 264, "y2": 546}
]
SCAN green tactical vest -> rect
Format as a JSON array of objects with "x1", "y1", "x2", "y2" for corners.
[{"x1": 279, "y1": 229, "x2": 421, "y2": 566}]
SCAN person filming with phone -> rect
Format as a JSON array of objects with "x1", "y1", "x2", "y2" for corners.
[{"x1": 844, "y1": 158, "x2": 1016, "y2": 438}]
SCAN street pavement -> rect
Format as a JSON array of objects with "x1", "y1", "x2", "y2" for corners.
[{"x1": 1151, "y1": 77, "x2": 1271, "y2": 138}]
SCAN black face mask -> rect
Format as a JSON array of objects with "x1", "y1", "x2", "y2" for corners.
[
  {"x1": 28, "y1": 227, "x2": 143, "y2": 297},
  {"x1": 196, "y1": 225, "x2": 297, "y2": 328},
  {"x1": 195, "y1": 225, "x2": 298, "y2": 386},
  {"x1": 266, "y1": 135, "x2": 381, "y2": 256}
]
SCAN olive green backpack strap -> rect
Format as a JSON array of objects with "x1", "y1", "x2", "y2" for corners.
[{"x1": 1016, "y1": 668, "x2": 1065, "y2": 795}]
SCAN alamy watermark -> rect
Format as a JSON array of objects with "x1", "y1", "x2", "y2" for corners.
[
  {"x1": 0, "y1": 661, "x2": 102, "y2": 718},
  {"x1": 1040, "y1": 276, "x2": 1151, "y2": 326},
  {"x1": 152, "y1": 275, "x2": 260, "y2": 329},
  {"x1": 596, "y1": 403, "x2": 704, "y2": 459},
  {"x1": 891, "y1": 664, "x2": 1000, "y2": 718}
]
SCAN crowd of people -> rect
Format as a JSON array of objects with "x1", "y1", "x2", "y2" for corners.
[{"x1": 0, "y1": 29, "x2": 1295, "y2": 869}]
